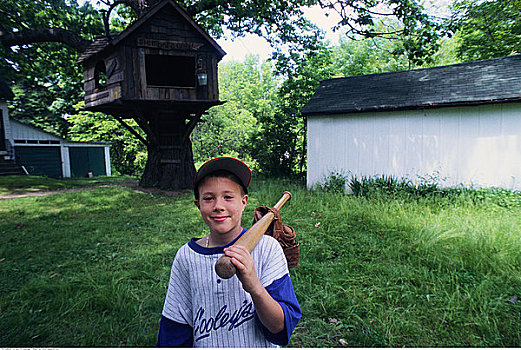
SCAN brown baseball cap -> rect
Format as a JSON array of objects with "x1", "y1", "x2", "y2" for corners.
[{"x1": 194, "y1": 157, "x2": 252, "y2": 193}]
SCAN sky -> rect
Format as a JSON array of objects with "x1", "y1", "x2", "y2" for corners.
[
  {"x1": 216, "y1": 0, "x2": 453, "y2": 62},
  {"x1": 79, "y1": 0, "x2": 453, "y2": 63},
  {"x1": 217, "y1": 5, "x2": 344, "y2": 63}
]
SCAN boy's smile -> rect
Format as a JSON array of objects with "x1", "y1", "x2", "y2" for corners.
[{"x1": 195, "y1": 176, "x2": 248, "y2": 245}]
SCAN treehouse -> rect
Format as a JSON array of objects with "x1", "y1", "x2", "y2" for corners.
[
  {"x1": 77, "y1": 0, "x2": 226, "y2": 189},
  {"x1": 77, "y1": 0, "x2": 225, "y2": 117}
]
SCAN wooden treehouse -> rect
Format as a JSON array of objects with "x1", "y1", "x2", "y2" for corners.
[{"x1": 77, "y1": 0, "x2": 225, "y2": 189}]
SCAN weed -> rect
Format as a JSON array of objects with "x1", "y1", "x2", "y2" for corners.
[{"x1": 0, "y1": 176, "x2": 520, "y2": 347}]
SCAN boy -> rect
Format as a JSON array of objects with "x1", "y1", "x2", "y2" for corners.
[{"x1": 157, "y1": 157, "x2": 301, "y2": 347}]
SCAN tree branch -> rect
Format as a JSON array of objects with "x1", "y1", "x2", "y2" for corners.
[
  {"x1": 186, "y1": 0, "x2": 229, "y2": 17},
  {"x1": 0, "y1": 28, "x2": 91, "y2": 52}
]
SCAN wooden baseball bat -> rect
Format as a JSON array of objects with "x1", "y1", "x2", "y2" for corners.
[{"x1": 214, "y1": 191, "x2": 292, "y2": 279}]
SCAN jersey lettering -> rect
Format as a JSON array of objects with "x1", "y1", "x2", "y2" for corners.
[{"x1": 194, "y1": 300, "x2": 255, "y2": 342}]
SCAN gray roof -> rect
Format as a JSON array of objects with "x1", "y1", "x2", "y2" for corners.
[
  {"x1": 301, "y1": 55, "x2": 521, "y2": 116},
  {"x1": 0, "y1": 77, "x2": 14, "y2": 100}
]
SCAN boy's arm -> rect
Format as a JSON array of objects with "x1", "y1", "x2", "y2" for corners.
[
  {"x1": 156, "y1": 315, "x2": 193, "y2": 347},
  {"x1": 223, "y1": 245, "x2": 285, "y2": 333},
  {"x1": 261, "y1": 273, "x2": 302, "y2": 345}
]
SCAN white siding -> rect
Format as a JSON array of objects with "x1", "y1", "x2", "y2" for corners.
[
  {"x1": 1, "y1": 101, "x2": 11, "y2": 155},
  {"x1": 307, "y1": 102, "x2": 521, "y2": 191},
  {"x1": 9, "y1": 119, "x2": 111, "y2": 178},
  {"x1": 11, "y1": 120, "x2": 63, "y2": 141}
]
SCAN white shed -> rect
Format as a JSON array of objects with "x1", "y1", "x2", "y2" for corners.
[
  {"x1": 10, "y1": 119, "x2": 112, "y2": 178},
  {"x1": 2, "y1": 76, "x2": 112, "y2": 178},
  {"x1": 302, "y1": 55, "x2": 521, "y2": 191}
]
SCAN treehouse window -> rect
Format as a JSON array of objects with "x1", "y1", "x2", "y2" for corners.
[
  {"x1": 145, "y1": 55, "x2": 195, "y2": 87},
  {"x1": 94, "y1": 60, "x2": 107, "y2": 89}
]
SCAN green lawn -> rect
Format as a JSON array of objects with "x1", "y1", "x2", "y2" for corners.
[
  {"x1": 1, "y1": 175, "x2": 520, "y2": 347},
  {"x1": 0, "y1": 174, "x2": 136, "y2": 195}
]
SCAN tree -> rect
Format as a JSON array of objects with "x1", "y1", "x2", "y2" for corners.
[
  {"x1": 1, "y1": 0, "x2": 444, "y2": 189},
  {"x1": 250, "y1": 41, "x2": 333, "y2": 177},
  {"x1": 448, "y1": 0, "x2": 521, "y2": 61},
  {"x1": 0, "y1": 0, "x2": 103, "y2": 136},
  {"x1": 67, "y1": 103, "x2": 147, "y2": 175},
  {"x1": 316, "y1": 0, "x2": 443, "y2": 66},
  {"x1": 192, "y1": 55, "x2": 278, "y2": 164}
]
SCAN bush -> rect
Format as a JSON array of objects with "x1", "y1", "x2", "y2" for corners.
[{"x1": 318, "y1": 171, "x2": 349, "y2": 193}]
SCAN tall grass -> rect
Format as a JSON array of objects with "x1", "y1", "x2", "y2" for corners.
[{"x1": 1, "y1": 176, "x2": 520, "y2": 346}]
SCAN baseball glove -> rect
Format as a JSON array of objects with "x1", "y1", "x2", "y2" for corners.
[{"x1": 252, "y1": 206, "x2": 300, "y2": 268}]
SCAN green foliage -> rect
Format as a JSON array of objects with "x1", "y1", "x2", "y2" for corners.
[
  {"x1": 348, "y1": 174, "x2": 439, "y2": 199},
  {"x1": 346, "y1": 173, "x2": 521, "y2": 209},
  {"x1": 184, "y1": 0, "x2": 318, "y2": 45},
  {"x1": 318, "y1": 0, "x2": 444, "y2": 67},
  {"x1": 67, "y1": 103, "x2": 147, "y2": 175},
  {"x1": 448, "y1": 0, "x2": 521, "y2": 61},
  {"x1": 192, "y1": 56, "x2": 277, "y2": 163},
  {"x1": 1, "y1": 177, "x2": 520, "y2": 346},
  {"x1": 0, "y1": 0, "x2": 104, "y2": 136},
  {"x1": 250, "y1": 40, "x2": 333, "y2": 177},
  {"x1": 331, "y1": 33, "x2": 409, "y2": 77},
  {"x1": 317, "y1": 171, "x2": 349, "y2": 193}
]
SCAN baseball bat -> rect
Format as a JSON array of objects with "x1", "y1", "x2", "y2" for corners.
[{"x1": 214, "y1": 191, "x2": 292, "y2": 279}]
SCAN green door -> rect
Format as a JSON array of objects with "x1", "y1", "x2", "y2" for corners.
[
  {"x1": 14, "y1": 146, "x2": 62, "y2": 178},
  {"x1": 69, "y1": 147, "x2": 106, "y2": 177}
]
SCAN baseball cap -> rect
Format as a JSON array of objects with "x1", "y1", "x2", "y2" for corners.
[{"x1": 194, "y1": 157, "x2": 252, "y2": 193}]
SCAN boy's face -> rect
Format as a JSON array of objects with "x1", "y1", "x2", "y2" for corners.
[{"x1": 194, "y1": 176, "x2": 248, "y2": 240}]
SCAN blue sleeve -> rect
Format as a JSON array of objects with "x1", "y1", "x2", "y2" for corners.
[
  {"x1": 156, "y1": 315, "x2": 193, "y2": 347},
  {"x1": 255, "y1": 274, "x2": 302, "y2": 346}
]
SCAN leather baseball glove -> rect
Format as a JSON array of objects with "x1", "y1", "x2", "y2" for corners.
[{"x1": 252, "y1": 206, "x2": 300, "y2": 268}]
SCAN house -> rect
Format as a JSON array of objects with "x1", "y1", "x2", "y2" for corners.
[
  {"x1": 1, "y1": 77, "x2": 112, "y2": 178},
  {"x1": 1, "y1": 77, "x2": 14, "y2": 161},
  {"x1": 77, "y1": 0, "x2": 225, "y2": 116},
  {"x1": 76, "y1": 0, "x2": 226, "y2": 188},
  {"x1": 301, "y1": 55, "x2": 521, "y2": 191}
]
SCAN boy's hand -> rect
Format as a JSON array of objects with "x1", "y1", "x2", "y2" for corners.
[
  {"x1": 223, "y1": 244, "x2": 285, "y2": 334},
  {"x1": 223, "y1": 245, "x2": 262, "y2": 295}
]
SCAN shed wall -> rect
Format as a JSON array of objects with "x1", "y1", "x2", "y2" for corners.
[
  {"x1": 1, "y1": 102, "x2": 12, "y2": 155},
  {"x1": 307, "y1": 102, "x2": 521, "y2": 190}
]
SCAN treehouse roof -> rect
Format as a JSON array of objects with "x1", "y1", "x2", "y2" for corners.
[{"x1": 77, "y1": 0, "x2": 225, "y2": 64}]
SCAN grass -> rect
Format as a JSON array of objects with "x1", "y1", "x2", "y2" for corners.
[
  {"x1": 1, "y1": 175, "x2": 520, "y2": 347},
  {"x1": 0, "y1": 174, "x2": 136, "y2": 195}
]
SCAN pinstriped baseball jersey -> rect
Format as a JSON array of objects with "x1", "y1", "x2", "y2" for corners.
[{"x1": 162, "y1": 232, "x2": 289, "y2": 347}]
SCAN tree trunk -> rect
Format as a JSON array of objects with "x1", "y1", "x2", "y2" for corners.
[{"x1": 137, "y1": 110, "x2": 199, "y2": 190}]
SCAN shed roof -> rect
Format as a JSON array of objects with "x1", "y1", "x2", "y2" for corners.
[
  {"x1": 0, "y1": 77, "x2": 14, "y2": 100},
  {"x1": 77, "y1": 0, "x2": 225, "y2": 63},
  {"x1": 301, "y1": 55, "x2": 521, "y2": 116},
  {"x1": 10, "y1": 119, "x2": 110, "y2": 145}
]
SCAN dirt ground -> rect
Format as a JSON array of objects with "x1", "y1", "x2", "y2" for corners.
[{"x1": 0, "y1": 178, "x2": 185, "y2": 200}]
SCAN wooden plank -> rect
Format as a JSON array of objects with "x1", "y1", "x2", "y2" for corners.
[
  {"x1": 160, "y1": 159, "x2": 181, "y2": 164},
  {"x1": 160, "y1": 145, "x2": 182, "y2": 150},
  {"x1": 138, "y1": 48, "x2": 146, "y2": 99},
  {"x1": 107, "y1": 71, "x2": 124, "y2": 85}
]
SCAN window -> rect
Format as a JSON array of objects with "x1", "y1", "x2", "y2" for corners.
[
  {"x1": 94, "y1": 60, "x2": 107, "y2": 89},
  {"x1": 145, "y1": 55, "x2": 195, "y2": 87}
]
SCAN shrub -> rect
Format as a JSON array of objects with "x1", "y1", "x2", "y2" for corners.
[{"x1": 319, "y1": 171, "x2": 349, "y2": 193}]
